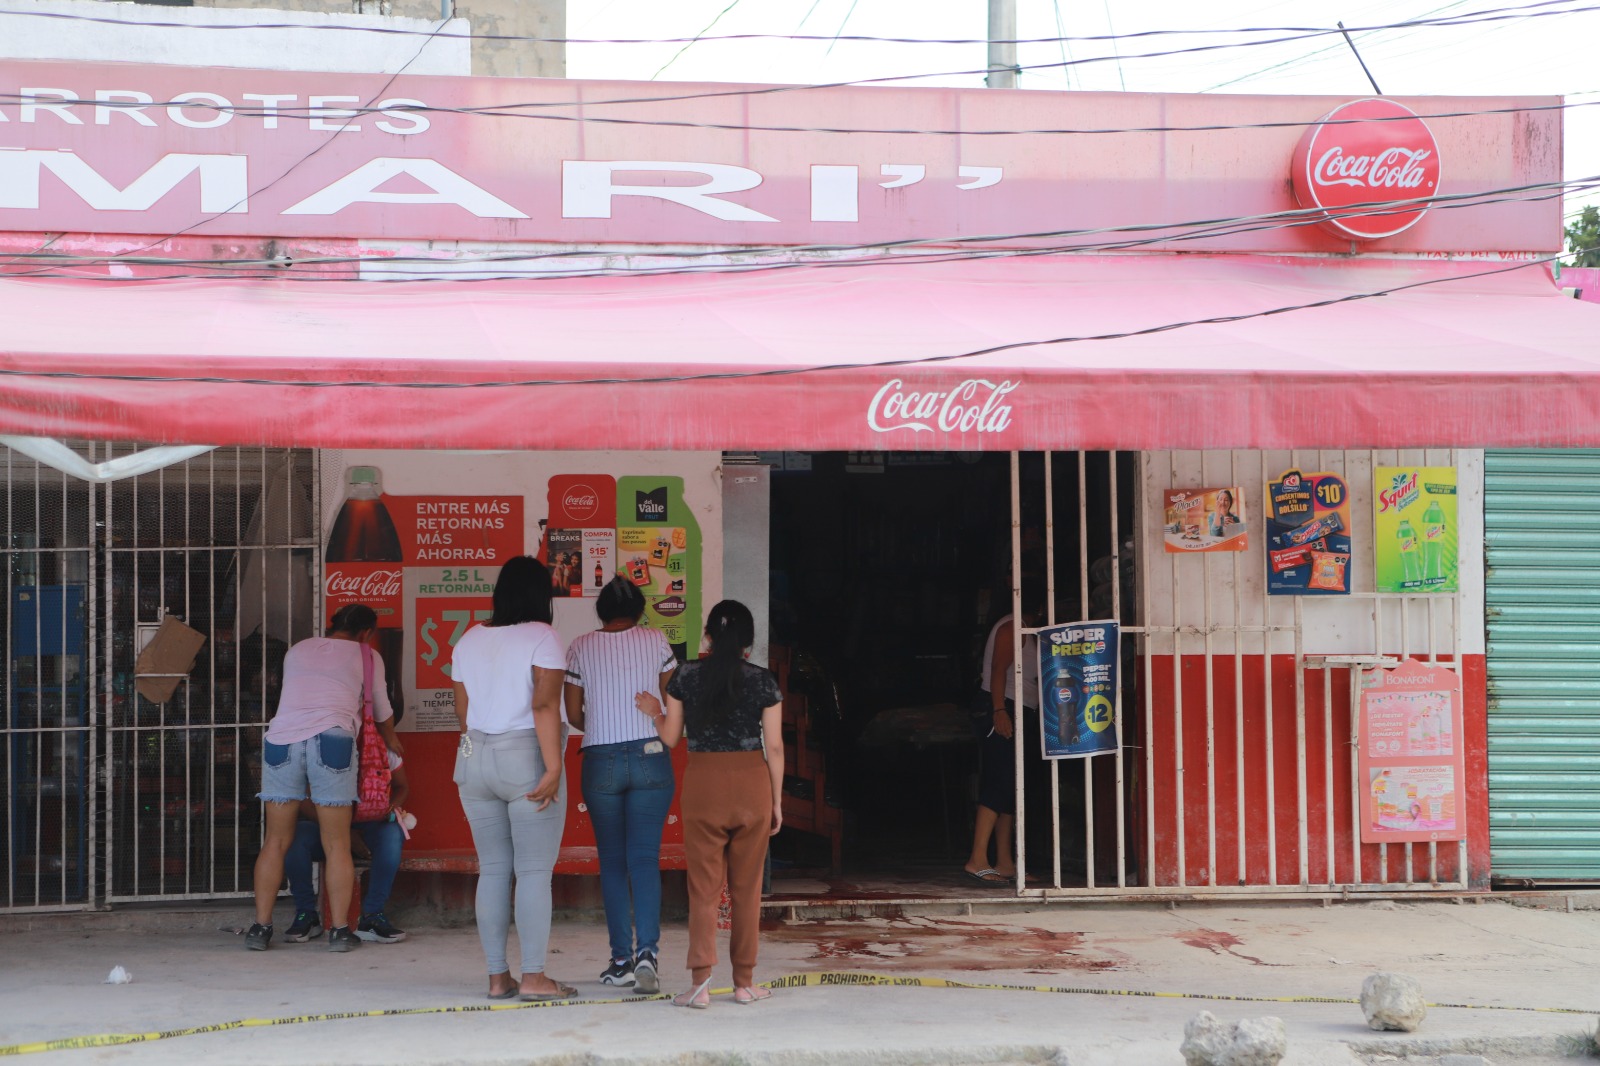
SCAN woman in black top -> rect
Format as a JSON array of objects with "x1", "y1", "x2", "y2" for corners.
[{"x1": 638, "y1": 600, "x2": 783, "y2": 1008}]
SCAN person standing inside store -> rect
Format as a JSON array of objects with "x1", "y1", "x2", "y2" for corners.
[
  {"x1": 279, "y1": 761, "x2": 412, "y2": 945},
  {"x1": 563, "y1": 576, "x2": 679, "y2": 994},
  {"x1": 963, "y1": 587, "x2": 1044, "y2": 886},
  {"x1": 450, "y1": 556, "x2": 574, "y2": 1002},
  {"x1": 248, "y1": 604, "x2": 403, "y2": 952},
  {"x1": 638, "y1": 600, "x2": 783, "y2": 1008}
]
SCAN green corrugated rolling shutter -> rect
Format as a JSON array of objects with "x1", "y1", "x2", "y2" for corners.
[{"x1": 1485, "y1": 450, "x2": 1600, "y2": 881}]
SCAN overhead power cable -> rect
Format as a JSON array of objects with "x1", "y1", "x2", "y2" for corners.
[
  {"x1": 4, "y1": 175, "x2": 1584, "y2": 270},
  {"x1": 1206, "y1": 0, "x2": 1482, "y2": 91},
  {"x1": 108, "y1": 17, "x2": 454, "y2": 260},
  {"x1": 653, "y1": 0, "x2": 749, "y2": 79},
  {"x1": 0, "y1": 2, "x2": 1593, "y2": 109},
  {"x1": 0, "y1": 0, "x2": 1582, "y2": 46},
  {"x1": 0, "y1": 253, "x2": 1579, "y2": 391},
  {"x1": 4, "y1": 91, "x2": 1592, "y2": 139},
  {"x1": 5, "y1": 176, "x2": 1589, "y2": 284}
]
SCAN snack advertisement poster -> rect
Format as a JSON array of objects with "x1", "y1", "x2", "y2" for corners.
[
  {"x1": 1163, "y1": 487, "x2": 1249, "y2": 553},
  {"x1": 1037, "y1": 620, "x2": 1120, "y2": 760},
  {"x1": 1374, "y1": 467, "x2": 1458, "y2": 593},
  {"x1": 1265, "y1": 469, "x2": 1352, "y2": 596}
]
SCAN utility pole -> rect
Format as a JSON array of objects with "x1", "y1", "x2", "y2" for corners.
[{"x1": 987, "y1": 0, "x2": 1018, "y2": 88}]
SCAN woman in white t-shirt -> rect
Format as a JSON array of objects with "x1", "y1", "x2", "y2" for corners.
[
  {"x1": 248, "y1": 603, "x2": 402, "y2": 952},
  {"x1": 563, "y1": 576, "x2": 678, "y2": 994},
  {"x1": 450, "y1": 555, "x2": 573, "y2": 1002}
]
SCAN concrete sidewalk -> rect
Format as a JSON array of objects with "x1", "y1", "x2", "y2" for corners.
[{"x1": 2, "y1": 898, "x2": 1597, "y2": 1065}]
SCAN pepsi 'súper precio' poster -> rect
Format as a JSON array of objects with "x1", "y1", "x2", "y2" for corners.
[{"x1": 1037, "y1": 620, "x2": 1120, "y2": 760}]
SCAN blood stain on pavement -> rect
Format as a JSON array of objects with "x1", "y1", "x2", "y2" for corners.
[
  {"x1": 762, "y1": 917, "x2": 1119, "y2": 972},
  {"x1": 1173, "y1": 928, "x2": 1278, "y2": 966}
]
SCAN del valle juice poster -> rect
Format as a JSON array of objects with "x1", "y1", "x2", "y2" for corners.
[{"x1": 1374, "y1": 467, "x2": 1458, "y2": 593}]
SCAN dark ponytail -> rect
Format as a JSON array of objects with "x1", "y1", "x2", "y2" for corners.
[
  {"x1": 328, "y1": 604, "x2": 377, "y2": 637},
  {"x1": 699, "y1": 600, "x2": 755, "y2": 722}
]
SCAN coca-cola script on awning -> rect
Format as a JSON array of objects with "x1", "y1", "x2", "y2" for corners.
[{"x1": 1, "y1": 253, "x2": 1598, "y2": 451}]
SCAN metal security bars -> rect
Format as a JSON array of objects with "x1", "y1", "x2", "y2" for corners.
[
  {"x1": 0, "y1": 446, "x2": 96, "y2": 911},
  {"x1": 1009, "y1": 450, "x2": 1472, "y2": 898},
  {"x1": 104, "y1": 446, "x2": 319, "y2": 903},
  {"x1": 0, "y1": 440, "x2": 319, "y2": 913}
]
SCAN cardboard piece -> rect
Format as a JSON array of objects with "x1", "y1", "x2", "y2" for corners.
[{"x1": 134, "y1": 616, "x2": 206, "y2": 704}]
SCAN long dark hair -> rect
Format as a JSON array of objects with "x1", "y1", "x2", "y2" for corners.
[
  {"x1": 489, "y1": 556, "x2": 553, "y2": 627},
  {"x1": 699, "y1": 599, "x2": 755, "y2": 721}
]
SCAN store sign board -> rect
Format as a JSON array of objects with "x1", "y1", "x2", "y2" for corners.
[
  {"x1": 1038, "y1": 620, "x2": 1120, "y2": 759},
  {"x1": 1358, "y1": 658, "x2": 1466, "y2": 844},
  {"x1": 1373, "y1": 466, "x2": 1458, "y2": 593},
  {"x1": 1291, "y1": 98, "x2": 1442, "y2": 240},
  {"x1": 0, "y1": 60, "x2": 1557, "y2": 251}
]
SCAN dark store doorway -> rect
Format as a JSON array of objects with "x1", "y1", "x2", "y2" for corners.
[{"x1": 765, "y1": 451, "x2": 1137, "y2": 894}]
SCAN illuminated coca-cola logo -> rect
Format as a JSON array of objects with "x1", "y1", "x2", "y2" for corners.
[
  {"x1": 868, "y1": 378, "x2": 1017, "y2": 435},
  {"x1": 325, "y1": 569, "x2": 402, "y2": 599},
  {"x1": 1291, "y1": 99, "x2": 1441, "y2": 240},
  {"x1": 562, "y1": 485, "x2": 600, "y2": 522}
]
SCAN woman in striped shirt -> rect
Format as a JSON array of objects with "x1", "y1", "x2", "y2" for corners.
[{"x1": 563, "y1": 576, "x2": 679, "y2": 994}]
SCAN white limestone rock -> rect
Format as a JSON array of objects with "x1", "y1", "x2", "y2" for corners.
[
  {"x1": 1180, "y1": 1010, "x2": 1287, "y2": 1066},
  {"x1": 1360, "y1": 972, "x2": 1427, "y2": 1032}
]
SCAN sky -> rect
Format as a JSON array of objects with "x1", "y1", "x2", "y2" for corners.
[{"x1": 564, "y1": 0, "x2": 1598, "y2": 236}]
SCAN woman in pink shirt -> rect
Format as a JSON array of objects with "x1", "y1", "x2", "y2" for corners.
[{"x1": 246, "y1": 604, "x2": 402, "y2": 953}]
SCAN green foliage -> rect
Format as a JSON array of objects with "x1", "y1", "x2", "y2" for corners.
[
  {"x1": 1560, "y1": 1019, "x2": 1600, "y2": 1058},
  {"x1": 1565, "y1": 204, "x2": 1600, "y2": 267}
]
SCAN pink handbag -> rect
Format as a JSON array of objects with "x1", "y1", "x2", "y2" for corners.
[{"x1": 354, "y1": 644, "x2": 392, "y2": 822}]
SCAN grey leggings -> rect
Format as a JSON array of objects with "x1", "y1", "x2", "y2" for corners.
[{"x1": 455, "y1": 728, "x2": 567, "y2": 976}]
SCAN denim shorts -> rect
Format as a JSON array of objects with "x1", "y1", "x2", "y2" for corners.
[{"x1": 258, "y1": 728, "x2": 358, "y2": 807}]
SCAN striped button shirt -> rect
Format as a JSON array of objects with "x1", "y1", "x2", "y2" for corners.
[{"x1": 565, "y1": 625, "x2": 678, "y2": 747}]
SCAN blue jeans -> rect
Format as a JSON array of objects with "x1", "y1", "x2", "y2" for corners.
[
  {"x1": 581, "y1": 738, "x2": 675, "y2": 961},
  {"x1": 284, "y1": 817, "x2": 404, "y2": 917},
  {"x1": 259, "y1": 728, "x2": 357, "y2": 806}
]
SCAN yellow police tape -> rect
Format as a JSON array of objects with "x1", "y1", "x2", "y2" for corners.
[{"x1": 1, "y1": 972, "x2": 1594, "y2": 1058}]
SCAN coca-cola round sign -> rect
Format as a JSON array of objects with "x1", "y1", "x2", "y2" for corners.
[
  {"x1": 1291, "y1": 99, "x2": 1441, "y2": 240},
  {"x1": 562, "y1": 484, "x2": 600, "y2": 523}
]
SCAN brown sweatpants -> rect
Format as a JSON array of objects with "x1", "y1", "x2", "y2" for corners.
[{"x1": 681, "y1": 750, "x2": 772, "y2": 987}]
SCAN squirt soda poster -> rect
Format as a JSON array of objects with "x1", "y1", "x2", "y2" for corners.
[
  {"x1": 1358, "y1": 658, "x2": 1465, "y2": 844},
  {"x1": 1265, "y1": 469, "x2": 1352, "y2": 596},
  {"x1": 1374, "y1": 467, "x2": 1458, "y2": 594}
]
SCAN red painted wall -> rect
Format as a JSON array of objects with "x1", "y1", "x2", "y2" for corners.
[
  {"x1": 1141, "y1": 654, "x2": 1488, "y2": 889},
  {"x1": 399, "y1": 734, "x2": 688, "y2": 875}
]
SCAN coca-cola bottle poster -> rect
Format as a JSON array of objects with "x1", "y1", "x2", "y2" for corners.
[{"x1": 325, "y1": 465, "x2": 524, "y2": 732}]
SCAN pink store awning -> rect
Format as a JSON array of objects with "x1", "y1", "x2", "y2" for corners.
[{"x1": 1, "y1": 254, "x2": 1597, "y2": 452}]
